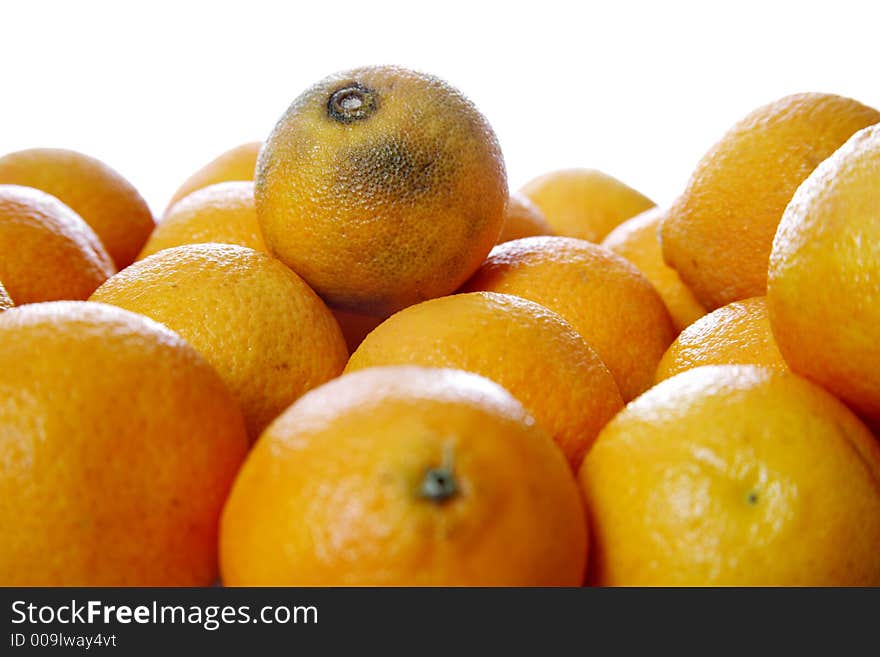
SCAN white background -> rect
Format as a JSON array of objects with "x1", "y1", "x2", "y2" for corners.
[{"x1": 1, "y1": 0, "x2": 878, "y2": 215}]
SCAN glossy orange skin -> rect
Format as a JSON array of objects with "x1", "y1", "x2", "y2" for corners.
[
  {"x1": 520, "y1": 168, "x2": 654, "y2": 243},
  {"x1": 580, "y1": 365, "x2": 880, "y2": 586},
  {"x1": 256, "y1": 65, "x2": 507, "y2": 316},
  {"x1": 139, "y1": 181, "x2": 267, "y2": 260},
  {"x1": 0, "y1": 282, "x2": 11, "y2": 311},
  {"x1": 0, "y1": 302, "x2": 248, "y2": 585},
  {"x1": 769, "y1": 124, "x2": 880, "y2": 424},
  {"x1": 165, "y1": 141, "x2": 262, "y2": 213},
  {"x1": 346, "y1": 291, "x2": 623, "y2": 470},
  {"x1": 463, "y1": 236, "x2": 675, "y2": 401},
  {"x1": 656, "y1": 297, "x2": 787, "y2": 381},
  {"x1": 0, "y1": 148, "x2": 155, "y2": 268},
  {"x1": 0, "y1": 185, "x2": 114, "y2": 304},
  {"x1": 602, "y1": 206, "x2": 706, "y2": 332},
  {"x1": 91, "y1": 244, "x2": 347, "y2": 439},
  {"x1": 661, "y1": 93, "x2": 880, "y2": 310},
  {"x1": 497, "y1": 192, "x2": 554, "y2": 243},
  {"x1": 221, "y1": 367, "x2": 588, "y2": 586}
]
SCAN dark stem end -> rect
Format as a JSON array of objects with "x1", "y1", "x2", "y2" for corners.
[
  {"x1": 327, "y1": 83, "x2": 378, "y2": 124},
  {"x1": 420, "y1": 466, "x2": 458, "y2": 504}
]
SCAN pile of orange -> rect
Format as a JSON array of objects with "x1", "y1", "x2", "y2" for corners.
[{"x1": 1, "y1": 67, "x2": 878, "y2": 587}]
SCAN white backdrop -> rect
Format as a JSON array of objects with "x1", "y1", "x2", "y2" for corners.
[{"x1": 1, "y1": 0, "x2": 878, "y2": 214}]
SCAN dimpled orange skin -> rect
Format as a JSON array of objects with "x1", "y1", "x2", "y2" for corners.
[
  {"x1": 165, "y1": 141, "x2": 262, "y2": 213},
  {"x1": 656, "y1": 297, "x2": 787, "y2": 382},
  {"x1": 255, "y1": 65, "x2": 507, "y2": 316},
  {"x1": 580, "y1": 365, "x2": 880, "y2": 586},
  {"x1": 91, "y1": 244, "x2": 348, "y2": 439},
  {"x1": 661, "y1": 93, "x2": 880, "y2": 310},
  {"x1": 0, "y1": 302, "x2": 248, "y2": 586},
  {"x1": 463, "y1": 237, "x2": 675, "y2": 402},
  {"x1": 602, "y1": 206, "x2": 706, "y2": 332},
  {"x1": 221, "y1": 366, "x2": 588, "y2": 586},
  {"x1": 0, "y1": 148, "x2": 155, "y2": 268},
  {"x1": 0, "y1": 185, "x2": 115, "y2": 304},
  {"x1": 519, "y1": 168, "x2": 655, "y2": 243},
  {"x1": 139, "y1": 181, "x2": 267, "y2": 260},
  {"x1": 769, "y1": 124, "x2": 880, "y2": 424},
  {"x1": 0, "y1": 282, "x2": 12, "y2": 311},
  {"x1": 346, "y1": 292, "x2": 622, "y2": 470},
  {"x1": 497, "y1": 192, "x2": 555, "y2": 243}
]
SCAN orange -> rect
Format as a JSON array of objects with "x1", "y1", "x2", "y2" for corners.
[
  {"x1": 139, "y1": 181, "x2": 266, "y2": 260},
  {"x1": 0, "y1": 301, "x2": 248, "y2": 585},
  {"x1": 655, "y1": 297, "x2": 786, "y2": 381},
  {"x1": 769, "y1": 123, "x2": 880, "y2": 424},
  {"x1": 0, "y1": 148, "x2": 155, "y2": 268},
  {"x1": 497, "y1": 192, "x2": 554, "y2": 243},
  {"x1": 346, "y1": 291, "x2": 622, "y2": 470},
  {"x1": 463, "y1": 237, "x2": 675, "y2": 401},
  {"x1": 602, "y1": 206, "x2": 706, "y2": 332},
  {"x1": 332, "y1": 308, "x2": 384, "y2": 354},
  {"x1": 0, "y1": 185, "x2": 114, "y2": 304},
  {"x1": 91, "y1": 244, "x2": 347, "y2": 439},
  {"x1": 519, "y1": 168, "x2": 654, "y2": 242},
  {"x1": 255, "y1": 65, "x2": 507, "y2": 316},
  {"x1": 165, "y1": 141, "x2": 262, "y2": 213},
  {"x1": 661, "y1": 93, "x2": 880, "y2": 310},
  {"x1": 579, "y1": 365, "x2": 880, "y2": 586},
  {"x1": 0, "y1": 281, "x2": 11, "y2": 311},
  {"x1": 221, "y1": 366, "x2": 587, "y2": 586}
]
